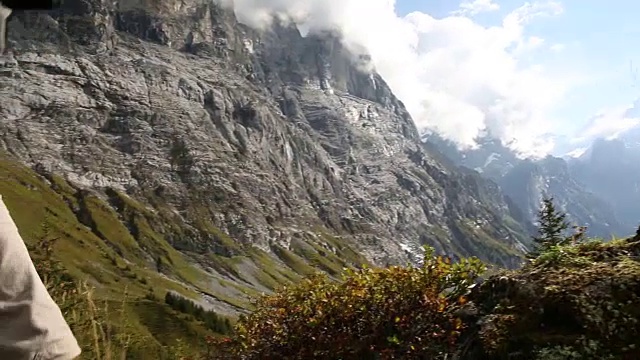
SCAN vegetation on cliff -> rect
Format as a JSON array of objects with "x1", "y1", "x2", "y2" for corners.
[
  {"x1": 212, "y1": 198, "x2": 640, "y2": 360},
  {"x1": 463, "y1": 236, "x2": 640, "y2": 360},
  {"x1": 212, "y1": 248, "x2": 485, "y2": 359}
]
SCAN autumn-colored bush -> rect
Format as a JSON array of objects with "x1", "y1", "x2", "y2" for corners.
[{"x1": 211, "y1": 247, "x2": 486, "y2": 360}]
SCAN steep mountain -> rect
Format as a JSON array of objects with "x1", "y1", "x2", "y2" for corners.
[
  {"x1": 500, "y1": 156, "x2": 624, "y2": 237},
  {"x1": 569, "y1": 133, "x2": 640, "y2": 233},
  {"x1": 1, "y1": 0, "x2": 530, "y2": 327},
  {"x1": 423, "y1": 132, "x2": 519, "y2": 182},
  {"x1": 424, "y1": 133, "x2": 628, "y2": 238}
]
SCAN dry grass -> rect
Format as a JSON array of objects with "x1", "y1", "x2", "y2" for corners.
[
  {"x1": 36, "y1": 236, "x2": 133, "y2": 359},
  {"x1": 32, "y1": 236, "x2": 203, "y2": 360}
]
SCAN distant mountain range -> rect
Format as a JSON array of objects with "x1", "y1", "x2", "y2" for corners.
[{"x1": 423, "y1": 130, "x2": 640, "y2": 239}]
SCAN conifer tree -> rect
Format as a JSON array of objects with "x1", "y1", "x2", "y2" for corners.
[{"x1": 528, "y1": 197, "x2": 569, "y2": 259}]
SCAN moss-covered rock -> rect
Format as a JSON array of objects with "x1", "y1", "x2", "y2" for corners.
[{"x1": 460, "y1": 238, "x2": 640, "y2": 360}]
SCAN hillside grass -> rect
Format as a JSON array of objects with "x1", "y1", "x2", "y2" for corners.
[{"x1": 0, "y1": 152, "x2": 374, "y2": 358}]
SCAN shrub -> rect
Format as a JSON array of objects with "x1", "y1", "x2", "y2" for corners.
[
  {"x1": 211, "y1": 247, "x2": 486, "y2": 359},
  {"x1": 533, "y1": 243, "x2": 592, "y2": 268},
  {"x1": 465, "y1": 238, "x2": 640, "y2": 360}
]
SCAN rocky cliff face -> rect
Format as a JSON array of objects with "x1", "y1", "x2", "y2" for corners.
[{"x1": 1, "y1": 0, "x2": 529, "y2": 307}]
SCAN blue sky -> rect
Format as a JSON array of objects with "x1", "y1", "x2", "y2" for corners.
[{"x1": 394, "y1": 0, "x2": 640, "y2": 154}]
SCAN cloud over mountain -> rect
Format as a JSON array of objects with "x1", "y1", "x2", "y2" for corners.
[{"x1": 223, "y1": 0, "x2": 571, "y2": 157}]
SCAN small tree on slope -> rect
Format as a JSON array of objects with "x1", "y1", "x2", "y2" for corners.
[{"x1": 527, "y1": 197, "x2": 569, "y2": 259}]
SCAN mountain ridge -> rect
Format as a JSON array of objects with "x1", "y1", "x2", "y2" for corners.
[{"x1": 424, "y1": 132, "x2": 636, "y2": 238}]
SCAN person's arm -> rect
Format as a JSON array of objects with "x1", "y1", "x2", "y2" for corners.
[
  {"x1": 0, "y1": 195, "x2": 82, "y2": 360},
  {"x1": 0, "y1": 1, "x2": 11, "y2": 54}
]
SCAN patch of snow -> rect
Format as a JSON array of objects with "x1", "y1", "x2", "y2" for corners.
[
  {"x1": 242, "y1": 39, "x2": 254, "y2": 53},
  {"x1": 284, "y1": 141, "x2": 293, "y2": 161},
  {"x1": 513, "y1": 240, "x2": 528, "y2": 253},
  {"x1": 400, "y1": 242, "x2": 425, "y2": 265},
  {"x1": 345, "y1": 105, "x2": 361, "y2": 124},
  {"x1": 565, "y1": 147, "x2": 588, "y2": 158},
  {"x1": 483, "y1": 152, "x2": 501, "y2": 168},
  {"x1": 369, "y1": 73, "x2": 377, "y2": 90}
]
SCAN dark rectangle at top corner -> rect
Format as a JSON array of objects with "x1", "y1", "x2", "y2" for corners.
[{"x1": 1, "y1": 0, "x2": 60, "y2": 11}]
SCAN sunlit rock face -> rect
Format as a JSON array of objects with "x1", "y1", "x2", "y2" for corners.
[{"x1": 1, "y1": 0, "x2": 528, "y2": 278}]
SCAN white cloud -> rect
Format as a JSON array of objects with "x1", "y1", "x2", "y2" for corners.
[
  {"x1": 549, "y1": 43, "x2": 565, "y2": 52},
  {"x1": 223, "y1": 0, "x2": 572, "y2": 157},
  {"x1": 513, "y1": 35, "x2": 546, "y2": 55},
  {"x1": 572, "y1": 100, "x2": 640, "y2": 144},
  {"x1": 451, "y1": 0, "x2": 500, "y2": 17}
]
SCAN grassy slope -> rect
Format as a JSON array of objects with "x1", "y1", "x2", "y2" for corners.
[{"x1": 0, "y1": 152, "x2": 370, "y2": 357}]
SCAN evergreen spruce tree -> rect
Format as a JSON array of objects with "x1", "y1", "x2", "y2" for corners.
[{"x1": 527, "y1": 197, "x2": 569, "y2": 259}]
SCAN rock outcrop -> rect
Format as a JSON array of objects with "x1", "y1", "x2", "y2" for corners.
[
  {"x1": 462, "y1": 237, "x2": 640, "y2": 359},
  {"x1": 1, "y1": 0, "x2": 529, "y2": 307}
]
